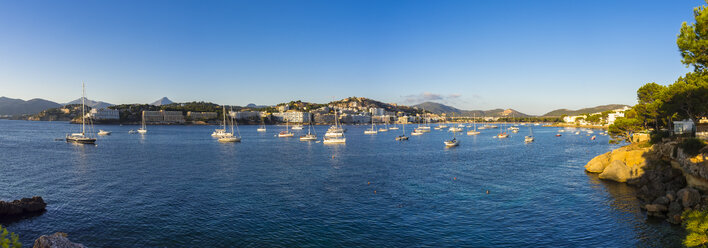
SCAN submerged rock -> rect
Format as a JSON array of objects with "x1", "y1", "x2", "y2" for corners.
[
  {"x1": 0, "y1": 196, "x2": 46, "y2": 216},
  {"x1": 33, "y1": 232, "x2": 85, "y2": 248}
]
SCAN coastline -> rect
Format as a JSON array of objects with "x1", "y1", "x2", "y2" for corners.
[{"x1": 546, "y1": 123, "x2": 608, "y2": 130}]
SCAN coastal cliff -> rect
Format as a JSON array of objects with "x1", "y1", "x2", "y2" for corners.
[{"x1": 585, "y1": 142, "x2": 708, "y2": 224}]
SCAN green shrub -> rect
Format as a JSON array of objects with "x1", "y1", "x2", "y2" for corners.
[
  {"x1": 683, "y1": 209, "x2": 708, "y2": 247},
  {"x1": 0, "y1": 225, "x2": 21, "y2": 248},
  {"x1": 680, "y1": 138, "x2": 707, "y2": 156}
]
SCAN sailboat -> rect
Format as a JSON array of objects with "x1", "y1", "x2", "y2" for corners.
[
  {"x1": 396, "y1": 123, "x2": 409, "y2": 141},
  {"x1": 300, "y1": 113, "x2": 317, "y2": 141},
  {"x1": 257, "y1": 116, "x2": 267, "y2": 132},
  {"x1": 524, "y1": 126, "x2": 534, "y2": 143},
  {"x1": 219, "y1": 107, "x2": 242, "y2": 142},
  {"x1": 444, "y1": 126, "x2": 459, "y2": 147},
  {"x1": 389, "y1": 121, "x2": 399, "y2": 130},
  {"x1": 378, "y1": 117, "x2": 389, "y2": 132},
  {"x1": 212, "y1": 106, "x2": 234, "y2": 137},
  {"x1": 496, "y1": 122, "x2": 509, "y2": 138},
  {"x1": 138, "y1": 111, "x2": 147, "y2": 134},
  {"x1": 467, "y1": 114, "x2": 480, "y2": 135},
  {"x1": 364, "y1": 115, "x2": 378, "y2": 134},
  {"x1": 278, "y1": 119, "x2": 294, "y2": 137},
  {"x1": 66, "y1": 82, "x2": 97, "y2": 144},
  {"x1": 323, "y1": 107, "x2": 346, "y2": 144}
]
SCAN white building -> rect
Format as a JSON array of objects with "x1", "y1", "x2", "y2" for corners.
[
  {"x1": 272, "y1": 111, "x2": 311, "y2": 123},
  {"x1": 229, "y1": 111, "x2": 260, "y2": 120},
  {"x1": 369, "y1": 107, "x2": 385, "y2": 116},
  {"x1": 88, "y1": 108, "x2": 119, "y2": 120},
  {"x1": 674, "y1": 119, "x2": 696, "y2": 135}
]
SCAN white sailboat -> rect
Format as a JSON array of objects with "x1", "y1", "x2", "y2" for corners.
[
  {"x1": 278, "y1": 120, "x2": 294, "y2": 137},
  {"x1": 257, "y1": 116, "x2": 267, "y2": 132},
  {"x1": 138, "y1": 111, "x2": 147, "y2": 134},
  {"x1": 378, "y1": 117, "x2": 389, "y2": 132},
  {"x1": 364, "y1": 115, "x2": 377, "y2": 134},
  {"x1": 219, "y1": 107, "x2": 242, "y2": 142},
  {"x1": 323, "y1": 107, "x2": 346, "y2": 144},
  {"x1": 524, "y1": 126, "x2": 534, "y2": 143},
  {"x1": 212, "y1": 106, "x2": 234, "y2": 138},
  {"x1": 496, "y1": 122, "x2": 509, "y2": 139},
  {"x1": 300, "y1": 113, "x2": 317, "y2": 141},
  {"x1": 467, "y1": 114, "x2": 480, "y2": 135},
  {"x1": 444, "y1": 127, "x2": 459, "y2": 147},
  {"x1": 66, "y1": 82, "x2": 97, "y2": 144}
]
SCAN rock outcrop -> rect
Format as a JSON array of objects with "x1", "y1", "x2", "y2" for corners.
[
  {"x1": 586, "y1": 144, "x2": 652, "y2": 182},
  {"x1": 33, "y1": 232, "x2": 86, "y2": 248},
  {"x1": 0, "y1": 196, "x2": 46, "y2": 216},
  {"x1": 585, "y1": 141, "x2": 708, "y2": 224}
]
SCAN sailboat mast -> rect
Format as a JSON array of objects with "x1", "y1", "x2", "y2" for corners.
[{"x1": 81, "y1": 82, "x2": 86, "y2": 134}]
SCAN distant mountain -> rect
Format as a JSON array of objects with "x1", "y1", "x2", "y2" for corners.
[
  {"x1": 0, "y1": 97, "x2": 61, "y2": 116},
  {"x1": 412, "y1": 102, "x2": 532, "y2": 117},
  {"x1": 411, "y1": 102, "x2": 463, "y2": 114},
  {"x1": 65, "y1": 97, "x2": 113, "y2": 109},
  {"x1": 542, "y1": 104, "x2": 630, "y2": 117},
  {"x1": 151, "y1": 97, "x2": 174, "y2": 106}
]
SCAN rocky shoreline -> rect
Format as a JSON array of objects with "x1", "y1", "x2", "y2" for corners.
[
  {"x1": 0, "y1": 196, "x2": 46, "y2": 217},
  {"x1": 585, "y1": 141, "x2": 708, "y2": 224}
]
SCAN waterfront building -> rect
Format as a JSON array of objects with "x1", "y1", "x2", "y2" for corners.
[
  {"x1": 272, "y1": 111, "x2": 311, "y2": 123},
  {"x1": 88, "y1": 108, "x2": 119, "y2": 120},
  {"x1": 187, "y1": 111, "x2": 217, "y2": 120},
  {"x1": 369, "y1": 107, "x2": 385, "y2": 116},
  {"x1": 314, "y1": 113, "x2": 335, "y2": 124},
  {"x1": 144, "y1": 110, "x2": 185, "y2": 124},
  {"x1": 229, "y1": 111, "x2": 260, "y2": 120}
]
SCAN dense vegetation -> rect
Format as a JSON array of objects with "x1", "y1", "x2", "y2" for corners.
[
  {"x1": 0, "y1": 226, "x2": 21, "y2": 248},
  {"x1": 608, "y1": 3, "x2": 708, "y2": 144}
]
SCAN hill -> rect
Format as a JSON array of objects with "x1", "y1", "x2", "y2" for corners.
[
  {"x1": 150, "y1": 97, "x2": 174, "y2": 106},
  {"x1": 542, "y1": 104, "x2": 630, "y2": 117},
  {"x1": 0, "y1": 97, "x2": 61, "y2": 116},
  {"x1": 65, "y1": 97, "x2": 113, "y2": 109},
  {"x1": 412, "y1": 102, "x2": 532, "y2": 117}
]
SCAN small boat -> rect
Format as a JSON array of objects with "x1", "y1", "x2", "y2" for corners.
[
  {"x1": 575, "y1": 131, "x2": 580, "y2": 135},
  {"x1": 449, "y1": 127, "x2": 463, "y2": 132},
  {"x1": 591, "y1": 135, "x2": 596, "y2": 140},
  {"x1": 212, "y1": 108, "x2": 234, "y2": 138},
  {"x1": 128, "y1": 130, "x2": 137, "y2": 134},
  {"x1": 291, "y1": 125, "x2": 304, "y2": 130},
  {"x1": 323, "y1": 136, "x2": 346, "y2": 144},
  {"x1": 389, "y1": 123, "x2": 399, "y2": 130},
  {"x1": 396, "y1": 123, "x2": 409, "y2": 141},
  {"x1": 300, "y1": 118, "x2": 317, "y2": 141},
  {"x1": 587, "y1": 130, "x2": 594, "y2": 134},
  {"x1": 558, "y1": 129, "x2": 565, "y2": 133},
  {"x1": 98, "y1": 130, "x2": 111, "y2": 136},
  {"x1": 444, "y1": 138, "x2": 459, "y2": 147},
  {"x1": 555, "y1": 133, "x2": 562, "y2": 137},
  {"x1": 138, "y1": 111, "x2": 147, "y2": 134},
  {"x1": 217, "y1": 106, "x2": 241, "y2": 142},
  {"x1": 467, "y1": 114, "x2": 480, "y2": 135},
  {"x1": 257, "y1": 116, "x2": 267, "y2": 132},
  {"x1": 278, "y1": 120, "x2": 294, "y2": 137},
  {"x1": 496, "y1": 123, "x2": 508, "y2": 138},
  {"x1": 411, "y1": 130, "x2": 424, "y2": 136},
  {"x1": 66, "y1": 83, "x2": 96, "y2": 144},
  {"x1": 365, "y1": 116, "x2": 378, "y2": 134},
  {"x1": 525, "y1": 126, "x2": 534, "y2": 143}
]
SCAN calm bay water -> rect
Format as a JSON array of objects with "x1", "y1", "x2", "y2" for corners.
[{"x1": 0, "y1": 120, "x2": 683, "y2": 247}]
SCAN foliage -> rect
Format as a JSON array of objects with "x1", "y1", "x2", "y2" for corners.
[
  {"x1": 608, "y1": 117, "x2": 643, "y2": 143},
  {"x1": 678, "y1": 2, "x2": 708, "y2": 71},
  {"x1": 0, "y1": 225, "x2": 21, "y2": 248},
  {"x1": 650, "y1": 130, "x2": 671, "y2": 144},
  {"x1": 680, "y1": 138, "x2": 707, "y2": 156},
  {"x1": 683, "y1": 209, "x2": 708, "y2": 247}
]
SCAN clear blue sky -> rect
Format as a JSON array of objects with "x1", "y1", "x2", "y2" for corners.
[{"x1": 0, "y1": 0, "x2": 700, "y2": 115}]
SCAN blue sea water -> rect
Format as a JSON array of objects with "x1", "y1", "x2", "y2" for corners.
[{"x1": 0, "y1": 120, "x2": 683, "y2": 247}]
